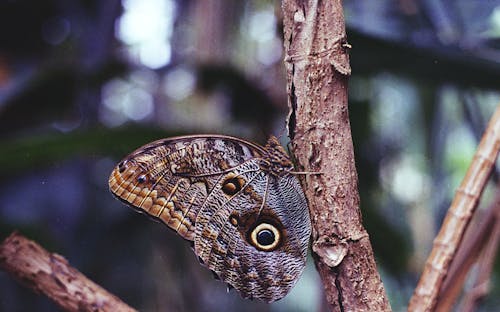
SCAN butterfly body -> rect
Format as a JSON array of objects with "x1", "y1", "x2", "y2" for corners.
[{"x1": 109, "y1": 135, "x2": 310, "y2": 302}]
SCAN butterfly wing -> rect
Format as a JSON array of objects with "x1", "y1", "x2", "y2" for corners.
[
  {"x1": 195, "y1": 166, "x2": 311, "y2": 302},
  {"x1": 109, "y1": 135, "x2": 262, "y2": 240},
  {"x1": 108, "y1": 135, "x2": 310, "y2": 302}
]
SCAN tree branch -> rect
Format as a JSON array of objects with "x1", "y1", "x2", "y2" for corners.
[
  {"x1": 0, "y1": 232, "x2": 136, "y2": 312},
  {"x1": 281, "y1": 1, "x2": 391, "y2": 311}
]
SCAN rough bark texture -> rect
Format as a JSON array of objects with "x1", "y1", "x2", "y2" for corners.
[
  {"x1": 281, "y1": 1, "x2": 391, "y2": 311},
  {"x1": 0, "y1": 232, "x2": 136, "y2": 312}
]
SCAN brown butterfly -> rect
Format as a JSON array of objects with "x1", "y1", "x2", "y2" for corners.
[{"x1": 108, "y1": 135, "x2": 311, "y2": 302}]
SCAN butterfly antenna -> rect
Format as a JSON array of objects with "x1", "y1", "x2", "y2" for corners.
[{"x1": 291, "y1": 170, "x2": 323, "y2": 175}]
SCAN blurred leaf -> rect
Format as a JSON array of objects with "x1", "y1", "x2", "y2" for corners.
[{"x1": 0, "y1": 126, "x2": 179, "y2": 177}]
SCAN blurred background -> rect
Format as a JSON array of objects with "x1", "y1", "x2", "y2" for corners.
[{"x1": 1, "y1": 0, "x2": 499, "y2": 311}]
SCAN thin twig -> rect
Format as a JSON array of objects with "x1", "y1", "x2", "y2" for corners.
[{"x1": 0, "y1": 232, "x2": 136, "y2": 312}]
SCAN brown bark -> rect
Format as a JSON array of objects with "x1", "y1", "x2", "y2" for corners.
[
  {"x1": 0, "y1": 232, "x2": 136, "y2": 312},
  {"x1": 281, "y1": 1, "x2": 391, "y2": 311}
]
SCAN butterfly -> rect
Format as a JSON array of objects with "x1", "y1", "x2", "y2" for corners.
[{"x1": 108, "y1": 135, "x2": 311, "y2": 302}]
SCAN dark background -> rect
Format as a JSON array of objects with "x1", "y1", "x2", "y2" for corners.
[{"x1": 0, "y1": 1, "x2": 499, "y2": 311}]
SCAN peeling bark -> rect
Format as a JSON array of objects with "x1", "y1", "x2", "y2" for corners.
[{"x1": 281, "y1": 1, "x2": 391, "y2": 311}]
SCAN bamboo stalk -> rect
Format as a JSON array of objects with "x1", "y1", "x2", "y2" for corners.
[
  {"x1": 435, "y1": 184, "x2": 500, "y2": 311},
  {"x1": 409, "y1": 105, "x2": 500, "y2": 311}
]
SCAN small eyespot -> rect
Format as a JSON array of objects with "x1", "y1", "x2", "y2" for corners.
[
  {"x1": 137, "y1": 175, "x2": 147, "y2": 184},
  {"x1": 222, "y1": 175, "x2": 244, "y2": 195},
  {"x1": 249, "y1": 222, "x2": 281, "y2": 251},
  {"x1": 229, "y1": 214, "x2": 239, "y2": 227}
]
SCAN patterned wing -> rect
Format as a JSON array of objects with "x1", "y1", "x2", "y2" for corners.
[
  {"x1": 109, "y1": 135, "x2": 263, "y2": 240},
  {"x1": 108, "y1": 135, "x2": 310, "y2": 302},
  {"x1": 194, "y1": 164, "x2": 311, "y2": 302}
]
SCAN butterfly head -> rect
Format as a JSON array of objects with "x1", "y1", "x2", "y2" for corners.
[{"x1": 261, "y1": 136, "x2": 295, "y2": 176}]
